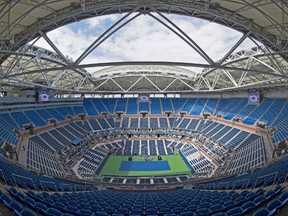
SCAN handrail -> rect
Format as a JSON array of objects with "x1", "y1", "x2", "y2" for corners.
[
  {"x1": 40, "y1": 180, "x2": 57, "y2": 191},
  {"x1": 253, "y1": 171, "x2": 278, "y2": 188},
  {"x1": 12, "y1": 173, "x2": 36, "y2": 189},
  {"x1": 0, "y1": 168, "x2": 7, "y2": 184}
]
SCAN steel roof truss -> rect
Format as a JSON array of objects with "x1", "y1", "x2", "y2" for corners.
[
  {"x1": 34, "y1": 55, "x2": 52, "y2": 87},
  {"x1": 93, "y1": 79, "x2": 110, "y2": 91},
  {"x1": 250, "y1": 37, "x2": 285, "y2": 74},
  {"x1": 111, "y1": 78, "x2": 126, "y2": 92},
  {"x1": 41, "y1": 70, "x2": 51, "y2": 87},
  {"x1": 4, "y1": 32, "x2": 39, "y2": 76},
  {"x1": 148, "y1": 8, "x2": 214, "y2": 65},
  {"x1": 15, "y1": 55, "x2": 37, "y2": 71},
  {"x1": 51, "y1": 70, "x2": 67, "y2": 88},
  {"x1": 0, "y1": 0, "x2": 50, "y2": 37},
  {"x1": 0, "y1": 1, "x2": 11, "y2": 17},
  {"x1": 76, "y1": 76, "x2": 87, "y2": 91},
  {"x1": 236, "y1": 0, "x2": 288, "y2": 38},
  {"x1": 74, "y1": 5, "x2": 142, "y2": 66},
  {"x1": 251, "y1": 56, "x2": 283, "y2": 76},
  {"x1": 218, "y1": 31, "x2": 251, "y2": 66},
  {"x1": 143, "y1": 75, "x2": 162, "y2": 92},
  {"x1": 211, "y1": 71, "x2": 220, "y2": 90},
  {"x1": 64, "y1": 71, "x2": 77, "y2": 89},
  {"x1": 76, "y1": 11, "x2": 141, "y2": 66},
  {"x1": 125, "y1": 76, "x2": 144, "y2": 92},
  {"x1": 162, "y1": 78, "x2": 178, "y2": 92},
  {"x1": 201, "y1": 76, "x2": 213, "y2": 90},
  {"x1": 179, "y1": 78, "x2": 195, "y2": 91},
  {"x1": 237, "y1": 56, "x2": 254, "y2": 86},
  {"x1": 238, "y1": 71, "x2": 248, "y2": 86},
  {"x1": 0, "y1": 66, "x2": 4, "y2": 78},
  {"x1": 223, "y1": 70, "x2": 238, "y2": 87},
  {"x1": 39, "y1": 31, "x2": 71, "y2": 66}
]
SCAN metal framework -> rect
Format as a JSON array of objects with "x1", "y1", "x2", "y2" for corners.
[{"x1": 0, "y1": 0, "x2": 287, "y2": 93}]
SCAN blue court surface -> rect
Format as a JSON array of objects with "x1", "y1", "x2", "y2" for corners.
[{"x1": 119, "y1": 161, "x2": 171, "y2": 171}]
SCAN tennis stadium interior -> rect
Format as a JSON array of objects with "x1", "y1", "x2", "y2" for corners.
[{"x1": 0, "y1": 1, "x2": 288, "y2": 216}]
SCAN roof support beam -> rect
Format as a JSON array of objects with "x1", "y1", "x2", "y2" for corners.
[
  {"x1": 238, "y1": 71, "x2": 248, "y2": 86},
  {"x1": 51, "y1": 70, "x2": 67, "y2": 87},
  {"x1": 144, "y1": 76, "x2": 162, "y2": 92},
  {"x1": 211, "y1": 72, "x2": 220, "y2": 90},
  {"x1": 179, "y1": 79, "x2": 195, "y2": 91},
  {"x1": 0, "y1": 0, "x2": 50, "y2": 37},
  {"x1": 34, "y1": 56, "x2": 52, "y2": 87},
  {"x1": 76, "y1": 76, "x2": 87, "y2": 90},
  {"x1": 0, "y1": 66, "x2": 4, "y2": 78},
  {"x1": 125, "y1": 76, "x2": 143, "y2": 92},
  {"x1": 218, "y1": 31, "x2": 251, "y2": 65},
  {"x1": 250, "y1": 37, "x2": 285, "y2": 74},
  {"x1": 74, "y1": 5, "x2": 142, "y2": 66},
  {"x1": 4, "y1": 34, "x2": 39, "y2": 77},
  {"x1": 148, "y1": 7, "x2": 214, "y2": 65},
  {"x1": 39, "y1": 31, "x2": 71, "y2": 66},
  {"x1": 251, "y1": 56, "x2": 283, "y2": 76},
  {"x1": 238, "y1": 57, "x2": 252, "y2": 86},
  {"x1": 93, "y1": 79, "x2": 110, "y2": 91},
  {"x1": 241, "y1": 0, "x2": 288, "y2": 38},
  {"x1": 201, "y1": 76, "x2": 212, "y2": 90},
  {"x1": 162, "y1": 78, "x2": 178, "y2": 92},
  {"x1": 7, "y1": 61, "x2": 288, "y2": 79},
  {"x1": 223, "y1": 70, "x2": 238, "y2": 87},
  {"x1": 111, "y1": 78, "x2": 126, "y2": 92}
]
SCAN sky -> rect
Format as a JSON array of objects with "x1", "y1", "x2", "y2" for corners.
[{"x1": 34, "y1": 13, "x2": 255, "y2": 73}]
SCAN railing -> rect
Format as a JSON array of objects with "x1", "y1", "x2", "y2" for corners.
[
  {"x1": 12, "y1": 174, "x2": 36, "y2": 189},
  {"x1": 0, "y1": 168, "x2": 7, "y2": 184},
  {"x1": 232, "y1": 178, "x2": 250, "y2": 190},
  {"x1": 40, "y1": 180, "x2": 57, "y2": 191},
  {"x1": 253, "y1": 171, "x2": 278, "y2": 188}
]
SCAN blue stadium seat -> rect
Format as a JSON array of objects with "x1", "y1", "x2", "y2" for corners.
[
  {"x1": 53, "y1": 201, "x2": 66, "y2": 211},
  {"x1": 227, "y1": 207, "x2": 243, "y2": 216},
  {"x1": 195, "y1": 207, "x2": 211, "y2": 216},
  {"x1": 103, "y1": 206, "x2": 116, "y2": 214},
  {"x1": 117, "y1": 207, "x2": 130, "y2": 215},
  {"x1": 212, "y1": 213, "x2": 227, "y2": 216},
  {"x1": 77, "y1": 209, "x2": 93, "y2": 216},
  {"x1": 46, "y1": 207, "x2": 62, "y2": 216},
  {"x1": 94, "y1": 211, "x2": 109, "y2": 216},
  {"x1": 131, "y1": 208, "x2": 144, "y2": 215},
  {"x1": 252, "y1": 208, "x2": 272, "y2": 216},
  {"x1": 0, "y1": 193, "x2": 12, "y2": 206},
  {"x1": 159, "y1": 208, "x2": 172, "y2": 216},
  {"x1": 222, "y1": 200, "x2": 236, "y2": 210},
  {"x1": 210, "y1": 204, "x2": 224, "y2": 214},
  {"x1": 234, "y1": 197, "x2": 247, "y2": 206},
  {"x1": 173, "y1": 206, "x2": 186, "y2": 214},
  {"x1": 241, "y1": 201, "x2": 256, "y2": 214},
  {"x1": 34, "y1": 202, "x2": 48, "y2": 215},
  {"x1": 6, "y1": 200, "x2": 23, "y2": 214},
  {"x1": 278, "y1": 191, "x2": 288, "y2": 208},
  {"x1": 266, "y1": 199, "x2": 282, "y2": 215},
  {"x1": 21, "y1": 209, "x2": 37, "y2": 216},
  {"x1": 179, "y1": 211, "x2": 194, "y2": 216},
  {"x1": 91, "y1": 204, "x2": 102, "y2": 211},
  {"x1": 145, "y1": 208, "x2": 158, "y2": 215},
  {"x1": 65, "y1": 205, "x2": 79, "y2": 215}
]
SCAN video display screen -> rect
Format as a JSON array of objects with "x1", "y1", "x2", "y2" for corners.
[
  {"x1": 138, "y1": 94, "x2": 150, "y2": 102},
  {"x1": 248, "y1": 90, "x2": 260, "y2": 104},
  {"x1": 37, "y1": 91, "x2": 50, "y2": 102}
]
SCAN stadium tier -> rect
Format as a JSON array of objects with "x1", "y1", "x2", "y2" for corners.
[
  {"x1": 1, "y1": 1, "x2": 288, "y2": 215},
  {"x1": 0, "y1": 97, "x2": 287, "y2": 216}
]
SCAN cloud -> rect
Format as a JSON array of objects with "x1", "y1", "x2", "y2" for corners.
[{"x1": 33, "y1": 13, "x2": 255, "y2": 73}]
